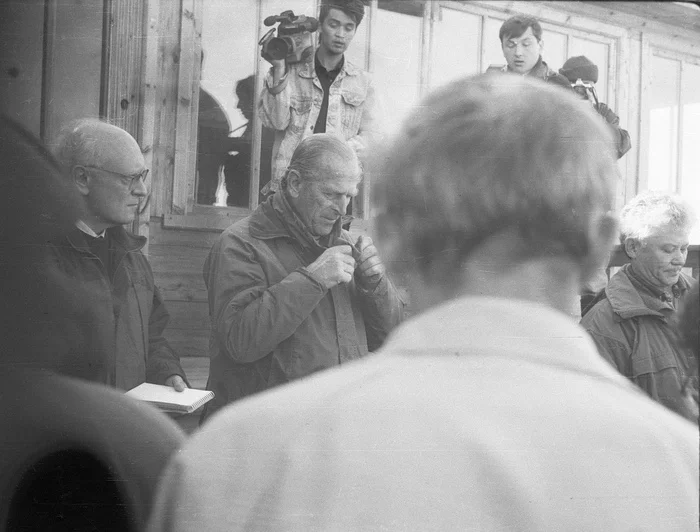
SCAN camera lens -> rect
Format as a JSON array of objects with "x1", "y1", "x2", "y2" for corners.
[{"x1": 267, "y1": 37, "x2": 290, "y2": 60}]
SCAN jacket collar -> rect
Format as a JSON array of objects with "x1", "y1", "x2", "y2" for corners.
[
  {"x1": 66, "y1": 224, "x2": 146, "y2": 254},
  {"x1": 605, "y1": 263, "x2": 692, "y2": 320},
  {"x1": 385, "y1": 296, "x2": 631, "y2": 386},
  {"x1": 298, "y1": 53, "x2": 359, "y2": 79},
  {"x1": 506, "y1": 56, "x2": 548, "y2": 80},
  {"x1": 249, "y1": 191, "x2": 350, "y2": 253}
]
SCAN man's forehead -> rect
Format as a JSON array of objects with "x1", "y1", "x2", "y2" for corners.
[
  {"x1": 327, "y1": 7, "x2": 355, "y2": 25},
  {"x1": 505, "y1": 27, "x2": 537, "y2": 43},
  {"x1": 646, "y1": 225, "x2": 690, "y2": 243}
]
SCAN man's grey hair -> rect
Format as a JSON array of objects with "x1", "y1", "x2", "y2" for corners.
[
  {"x1": 281, "y1": 134, "x2": 359, "y2": 189},
  {"x1": 53, "y1": 118, "x2": 110, "y2": 172},
  {"x1": 619, "y1": 191, "x2": 696, "y2": 245},
  {"x1": 374, "y1": 73, "x2": 618, "y2": 280}
]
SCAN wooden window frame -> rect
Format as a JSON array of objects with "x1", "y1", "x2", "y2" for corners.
[{"x1": 164, "y1": 0, "x2": 382, "y2": 233}]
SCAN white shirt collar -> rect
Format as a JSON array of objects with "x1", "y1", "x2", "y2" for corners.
[{"x1": 76, "y1": 220, "x2": 106, "y2": 239}]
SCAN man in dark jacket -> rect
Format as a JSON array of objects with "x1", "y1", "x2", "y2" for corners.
[
  {"x1": 53, "y1": 119, "x2": 187, "y2": 391},
  {"x1": 581, "y1": 191, "x2": 698, "y2": 421},
  {"x1": 202, "y1": 134, "x2": 404, "y2": 420},
  {"x1": 0, "y1": 115, "x2": 184, "y2": 532},
  {"x1": 559, "y1": 55, "x2": 632, "y2": 160},
  {"x1": 490, "y1": 15, "x2": 570, "y2": 89}
]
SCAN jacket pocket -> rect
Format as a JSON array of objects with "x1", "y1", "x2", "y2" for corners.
[
  {"x1": 289, "y1": 98, "x2": 312, "y2": 134},
  {"x1": 340, "y1": 91, "x2": 366, "y2": 135}
]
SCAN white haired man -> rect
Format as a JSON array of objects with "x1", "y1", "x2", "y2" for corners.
[
  {"x1": 53, "y1": 119, "x2": 187, "y2": 392},
  {"x1": 200, "y1": 133, "x2": 404, "y2": 421},
  {"x1": 582, "y1": 191, "x2": 698, "y2": 421},
  {"x1": 148, "y1": 76, "x2": 698, "y2": 531}
]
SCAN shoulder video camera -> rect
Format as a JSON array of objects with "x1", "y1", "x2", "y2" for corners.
[{"x1": 259, "y1": 10, "x2": 319, "y2": 64}]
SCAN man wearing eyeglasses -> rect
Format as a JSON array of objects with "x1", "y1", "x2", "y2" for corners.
[
  {"x1": 52, "y1": 119, "x2": 187, "y2": 392},
  {"x1": 490, "y1": 15, "x2": 570, "y2": 89}
]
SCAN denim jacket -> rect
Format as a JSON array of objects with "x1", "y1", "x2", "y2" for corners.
[{"x1": 258, "y1": 55, "x2": 380, "y2": 193}]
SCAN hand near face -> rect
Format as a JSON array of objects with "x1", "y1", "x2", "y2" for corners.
[
  {"x1": 306, "y1": 245, "x2": 356, "y2": 290},
  {"x1": 354, "y1": 235, "x2": 385, "y2": 290}
]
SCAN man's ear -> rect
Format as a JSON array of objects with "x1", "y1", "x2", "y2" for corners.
[
  {"x1": 624, "y1": 237, "x2": 642, "y2": 259},
  {"x1": 72, "y1": 166, "x2": 91, "y2": 196},
  {"x1": 286, "y1": 169, "x2": 303, "y2": 198},
  {"x1": 581, "y1": 211, "x2": 618, "y2": 284},
  {"x1": 538, "y1": 38, "x2": 544, "y2": 54}
]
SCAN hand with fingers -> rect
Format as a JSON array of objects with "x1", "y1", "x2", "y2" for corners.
[
  {"x1": 353, "y1": 235, "x2": 386, "y2": 291},
  {"x1": 306, "y1": 245, "x2": 356, "y2": 290}
]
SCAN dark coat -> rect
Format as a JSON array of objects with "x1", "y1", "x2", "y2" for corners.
[
  {"x1": 202, "y1": 192, "x2": 405, "y2": 419},
  {"x1": 0, "y1": 369, "x2": 184, "y2": 531},
  {"x1": 49, "y1": 226, "x2": 185, "y2": 390},
  {"x1": 581, "y1": 264, "x2": 697, "y2": 421}
]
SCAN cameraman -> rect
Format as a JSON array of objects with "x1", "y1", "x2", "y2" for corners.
[
  {"x1": 559, "y1": 56, "x2": 632, "y2": 316},
  {"x1": 258, "y1": 0, "x2": 380, "y2": 195},
  {"x1": 560, "y1": 56, "x2": 631, "y2": 160}
]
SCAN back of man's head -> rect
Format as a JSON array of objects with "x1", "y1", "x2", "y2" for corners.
[
  {"x1": 375, "y1": 74, "x2": 617, "y2": 293},
  {"x1": 499, "y1": 15, "x2": 542, "y2": 43}
]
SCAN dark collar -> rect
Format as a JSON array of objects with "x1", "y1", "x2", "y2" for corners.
[
  {"x1": 66, "y1": 225, "x2": 146, "y2": 254},
  {"x1": 248, "y1": 192, "x2": 350, "y2": 253}
]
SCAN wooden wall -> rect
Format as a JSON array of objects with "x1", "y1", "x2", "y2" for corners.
[{"x1": 148, "y1": 220, "x2": 217, "y2": 360}]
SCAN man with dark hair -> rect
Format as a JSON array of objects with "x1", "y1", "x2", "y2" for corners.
[
  {"x1": 53, "y1": 119, "x2": 187, "y2": 392},
  {"x1": 560, "y1": 55, "x2": 631, "y2": 160},
  {"x1": 493, "y1": 14, "x2": 570, "y2": 88},
  {"x1": 258, "y1": 0, "x2": 381, "y2": 194},
  {"x1": 200, "y1": 134, "x2": 404, "y2": 421},
  {"x1": 149, "y1": 76, "x2": 698, "y2": 531}
]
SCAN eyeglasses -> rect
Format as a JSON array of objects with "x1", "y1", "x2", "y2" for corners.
[{"x1": 81, "y1": 166, "x2": 149, "y2": 189}]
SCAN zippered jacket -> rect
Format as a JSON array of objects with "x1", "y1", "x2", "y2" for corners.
[
  {"x1": 581, "y1": 264, "x2": 697, "y2": 421},
  {"x1": 49, "y1": 227, "x2": 186, "y2": 390},
  {"x1": 202, "y1": 192, "x2": 405, "y2": 419}
]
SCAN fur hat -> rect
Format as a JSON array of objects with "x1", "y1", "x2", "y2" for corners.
[{"x1": 559, "y1": 56, "x2": 598, "y2": 84}]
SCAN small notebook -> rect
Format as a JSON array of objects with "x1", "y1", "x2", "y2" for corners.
[{"x1": 126, "y1": 383, "x2": 214, "y2": 414}]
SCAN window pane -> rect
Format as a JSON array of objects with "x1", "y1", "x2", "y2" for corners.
[
  {"x1": 197, "y1": 0, "x2": 314, "y2": 207},
  {"x1": 648, "y1": 54, "x2": 680, "y2": 193},
  {"x1": 197, "y1": 0, "x2": 258, "y2": 207},
  {"x1": 483, "y1": 17, "x2": 505, "y2": 71},
  {"x1": 344, "y1": 11, "x2": 367, "y2": 69},
  {"x1": 569, "y1": 38, "x2": 609, "y2": 103},
  {"x1": 681, "y1": 62, "x2": 700, "y2": 243},
  {"x1": 372, "y1": 7, "x2": 422, "y2": 134},
  {"x1": 430, "y1": 6, "x2": 480, "y2": 89},
  {"x1": 542, "y1": 30, "x2": 566, "y2": 73}
]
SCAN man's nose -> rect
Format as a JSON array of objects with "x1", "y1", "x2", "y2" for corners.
[
  {"x1": 672, "y1": 248, "x2": 687, "y2": 265},
  {"x1": 132, "y1": 175, "x2": 148, "y2": 197},
  {"x1": 337, "y1": 195, "x2": 351, "y2": 214}
]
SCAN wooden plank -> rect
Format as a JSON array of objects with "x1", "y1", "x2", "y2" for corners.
[
  {"x1": 151, "y1": 0, "x2": 181, "y2": 217},
  {"x1": 165, "y1": 328, "x2": 210, "y2": 358},
  {"x1": 171, "y1": 0, "x2": 198, "y2": 215},
  {"x1": 148, "y1": 218, "x2": 220, "y2": 247},
  {"x1": 156, "y1": 273, "x2": 208, "y2": 302},
  {"x1": 164, "y1": 300, "x2": 211, "y2": 330}
]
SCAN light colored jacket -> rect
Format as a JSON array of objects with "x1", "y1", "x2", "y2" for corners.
[
  {"x1": 258, "y1": 55, "x2": 380, "y2": 193},
  {"x1": 148, "y1": 297, "x2": 699, "y2": 531}
]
